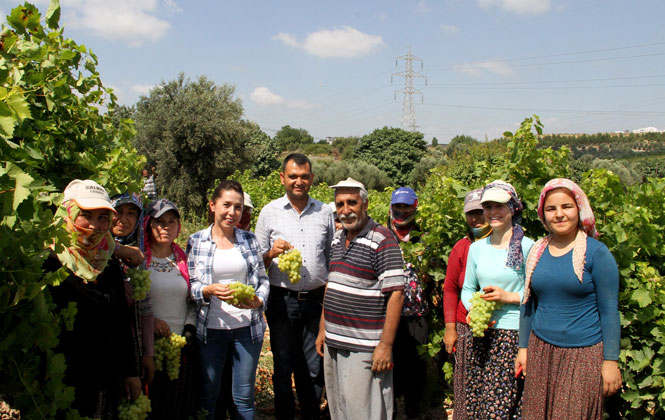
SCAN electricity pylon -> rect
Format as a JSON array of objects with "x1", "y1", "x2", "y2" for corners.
[{"x1": 392, "y1": 47, "x2": 426, "y2": 132}]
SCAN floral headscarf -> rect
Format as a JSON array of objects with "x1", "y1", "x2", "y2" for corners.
[
  {"x1": 523, "y1": 178, "x2": 597, "y2": 304},
  {"x1": 481, "y1": 180, "x2": 525, "y2": 269},
  {"x1": 53, "y1": 200, "x2": 116, "y2": 283},
  {"x1": 111, "y1": 192, "x2": 144, "y2": 250}
]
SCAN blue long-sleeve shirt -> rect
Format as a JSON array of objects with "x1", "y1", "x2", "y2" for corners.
[
  {"x1": 461, "y1": 236, "x2": 534, "y2": 330},
  {"x1": 519, "y1": 236, "x2": 620, "y2": 360}
]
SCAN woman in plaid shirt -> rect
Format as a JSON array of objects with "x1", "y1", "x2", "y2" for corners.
[{"x1": 187, "y1": 180, "x2": 270, "y2": 420}]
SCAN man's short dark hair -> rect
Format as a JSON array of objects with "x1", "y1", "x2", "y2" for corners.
[{"x1": 282, "y1": 153, "x2": 312, "y2": 172}]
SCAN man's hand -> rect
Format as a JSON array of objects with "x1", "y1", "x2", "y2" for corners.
[
  {"x1": 114, "y1": 243, "x2": 145, "y2": 267},
  {"x1": 315, "y1": 330, "x2": 325, "y2": 357},
  {"x1": 269, "y1": 239, "x2": 293, "y2": 259},
  {"x1": 371, "y1": 342, "x2": 394, "y2": 373}
]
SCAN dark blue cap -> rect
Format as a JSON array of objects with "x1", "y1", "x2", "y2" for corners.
[{"x1": 391, "y1": 187, "x2": 417, "y2": 205}]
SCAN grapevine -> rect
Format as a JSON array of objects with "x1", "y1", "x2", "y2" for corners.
[
  {"x1": 277, "y1": 249, "x2": 302, "y2": 284},
  {"x1": 127, "y1": 268, "x2": 152, "y2": 301},
  {"x1": 154, "y1": 333, "x2": 187, "y2": 380},
  {"x1": 228, "y1": 282, "x2": 256, "y2": 305},
  {"x1": 468, "y1": 292, "x2": 501, "y2": 337},
  {"x1": 118, "y1": 393, "x2": 151, "y2": 420}
]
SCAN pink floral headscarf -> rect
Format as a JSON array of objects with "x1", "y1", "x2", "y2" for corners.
[{"x1": 523, "y1": 178, "x2": 598, "y2": 304}]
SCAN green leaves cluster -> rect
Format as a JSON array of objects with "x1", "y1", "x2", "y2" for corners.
[
  {"x1": 0, "y1": 1, "x2": 142, "y2": 417},
  {"x1": 353, "y1": 126, "x2": 427, "y2": 186}
]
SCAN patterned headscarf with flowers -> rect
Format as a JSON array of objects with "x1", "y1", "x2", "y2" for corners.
[
  {"x1": 482, "y1": 180, "x2": 526, "y2": 269},
  {"x1": 522, "y1": 178, "x2": 598, "y2": 304},
  {"x1": 53, "y1": 200, "x2": 116, "y2": 283}
]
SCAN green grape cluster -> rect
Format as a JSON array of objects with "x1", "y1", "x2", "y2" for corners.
[
  {"x1": 127, "y1": 268, "x2": 152, "y2": 301},
  {"x1": 468, "y1": 291, "x2": 501, "y2": 337},
  {"x1": 228, "y1": 282, "x2": 256, "y2": 305},
  {"x1": 118, "y1": 393, "x2": 151, "y2": 420},
  {"x1": 154, "y1": 333, "x2": 187, "y2": 380},
  {"x1": 277, "y1": 249, "x2": 302, "y2": 284}
]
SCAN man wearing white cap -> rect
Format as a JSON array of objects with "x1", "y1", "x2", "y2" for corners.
[{"x1": 315, "y1": 178, "x2": 405, "y2": 420}]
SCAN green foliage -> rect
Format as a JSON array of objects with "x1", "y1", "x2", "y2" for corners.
[
  {"x1": 244, "y1": 127, "x2": 281, "y2": 177},
  {"x1": 431, "y1": 137, "x2": 438, "y2": 147},
  {"x1": 353, "y1": 126, "x2": 427, "y2": 186},
  {"x1": 444, "y1": 134, "x2": 478, "y2": 156},
  {"x1": 409, "y1": 147, "x2": 447, "y2": 187},
  {"x1": 301, "y1": 142, "x2": 332, "y2": 155},
  {"x1": 331, "y1": 136, "x2": 359, "y2": 160},
  {"x1": 132, "y1": 73, "x2": 252, "y2": 214},
  {"x1": 0, "y1": 1, "x2": 142, "y2": 417},
  {"x1": 314, "y1": 159, "x2": 392, "y2": 191},
  {"x1": 590, "y1": 158, "x2": 639, "y2": 186},
  {"x1": 274, "y1": 125, "x2": 314, "y2": 152}
]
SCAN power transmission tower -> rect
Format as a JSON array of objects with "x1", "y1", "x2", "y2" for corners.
[{"x1": 392, "y1": 47, "x2": 426, "y2": 132}]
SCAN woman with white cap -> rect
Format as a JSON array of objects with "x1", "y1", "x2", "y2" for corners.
[
  {"x1": 47, "y1": 179, "x2": 141, "y2": 418},
  {"x1": 460, "y1": 180, "x2": 534, "y2": 420},
  {"x1": 443, "y1": 187, "x2": 491, "y2": 420}
]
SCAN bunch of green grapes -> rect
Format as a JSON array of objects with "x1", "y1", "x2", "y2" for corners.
[
  {"x1": 118, "y1": 393, "x2": 151, "y2": 420},
  {"x1": 127, "y1": 268, "x2": 151, "y2": 301},
  {"x1": 228, "y1": 282, "x2": 256, "y2": 305},
  {"x1": 154, "y1": 333, "x2": 187, "y2": 380},
  {"x1": 468, "y1": 291, "x2": 501, "y2": 337},
  {"x1": 277, "y1": 249, "x2": 302, "y2": 284}
]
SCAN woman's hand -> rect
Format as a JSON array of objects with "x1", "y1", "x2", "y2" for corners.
[
  {"x1": 114, "y1": 243, "x2": 145, "y2": 267},
  {"x1": 443, "y1": 323, "x2": 458, "y2": 354},
  {"x1": 482, "y1": 285, "x2": 520, "y2": 305},
  {"x1": 515, "y1": 348, "x2": 527, "y2": 377},
  {"x1": 141, "y1": 355, "x2": 155, "y2": 385},
  {"x1": 602, "y1": 360, "x2": 622, "y2": 396},
  {"x1": 123, "y1": 376, "x2": 142, "y2": 401},
  {"x1": 237, "y1": 296, "x2": 263, "y2": 310},
  {"x1": 154, "y1": 318, "x2": 171, "y2": 337},
  {"x1": 203, "y1": 283, "x2": 234, "y2": 301}
]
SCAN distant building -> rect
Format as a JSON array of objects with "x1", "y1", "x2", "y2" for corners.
[{"x1": 632, "y1": 127, "x2": 661, "y2": 134}]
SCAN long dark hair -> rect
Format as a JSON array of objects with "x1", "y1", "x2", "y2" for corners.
[{"x1": 208, "y1": 180, "x2": 244, "y2": 224}]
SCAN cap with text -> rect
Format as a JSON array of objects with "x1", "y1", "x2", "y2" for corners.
[{"x1": 63, "y1": 179, "x2": 116, "y2": 212}]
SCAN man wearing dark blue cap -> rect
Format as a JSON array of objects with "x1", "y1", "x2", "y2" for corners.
[{"x1": 387, "y1": 187, "x2": 429, "y2": 419}]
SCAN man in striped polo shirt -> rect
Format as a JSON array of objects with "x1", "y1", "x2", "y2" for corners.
[{"x1": 315, "y1": 178, "x2": 405, "y2": 420}]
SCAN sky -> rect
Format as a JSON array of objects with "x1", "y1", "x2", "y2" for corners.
[{"x1": 4, "y1": 0, "x2": 665, "y2": 143}]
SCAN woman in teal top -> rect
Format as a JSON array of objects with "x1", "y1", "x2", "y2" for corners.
[
  {"x1": 461, "y1": 180, "x2": 533, "y2": 420},
  {"x1": 516, "y1": 178, "x2": 621, "y2": 420}
]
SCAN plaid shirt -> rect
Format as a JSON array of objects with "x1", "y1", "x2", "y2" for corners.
[{"x1": 187, "y1": 225, "x2": 270, "y2": 343}]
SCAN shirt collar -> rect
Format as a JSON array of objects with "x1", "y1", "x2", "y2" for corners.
[{"x1": 279, "y1": 194, "x2": 315, "y2": 212}]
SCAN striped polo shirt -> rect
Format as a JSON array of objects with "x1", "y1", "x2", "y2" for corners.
[{"x1": 323, "y1": 217, "x2": 406, "y2": 353}]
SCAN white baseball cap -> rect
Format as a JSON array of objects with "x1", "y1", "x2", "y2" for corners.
[
  {"x1": 329, "y1": 177, "x2": 367, "y2": 194},
  {"x1": 480, "y1": 180, "x2": 514, "y2": 204},
  {"x1": 63, "y1": 179, "x2": 116, "y2": 212},
  {"x1": 243, "y1": 192, "x2": 254, "y2": 210}
]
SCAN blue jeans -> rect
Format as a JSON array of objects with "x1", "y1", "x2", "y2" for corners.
[
  {"x1": 265, "y1": 287, "x2": 324, "y2": 420},
  {"x1": 198, "y1": 327, "x2": 263, "y2": 420}
]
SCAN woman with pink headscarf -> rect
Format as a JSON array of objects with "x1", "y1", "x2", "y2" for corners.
[{"x1": 516, "y1": 178, "x2": 621, "y2": 420}]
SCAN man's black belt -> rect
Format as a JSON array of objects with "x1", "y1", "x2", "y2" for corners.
[{"x1": 272, "y1": 285, "x2": 325, "y2": 301}]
